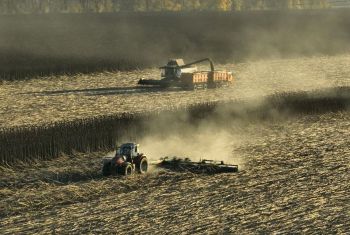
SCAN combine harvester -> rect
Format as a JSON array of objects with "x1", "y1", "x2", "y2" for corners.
[{"x1": 138, "y1": 58, "x2": 234, "y2": 90}]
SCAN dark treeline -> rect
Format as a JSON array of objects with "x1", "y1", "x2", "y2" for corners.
[
  {"x1": 0, "y1": 0, "x2": 330, "y2": 15},
  {"x1": 0, "y1": 87, "x2": 349, "y2": 165},
  {"x1": 1, "y1": 9, "x2": 350, "y2": 80}
]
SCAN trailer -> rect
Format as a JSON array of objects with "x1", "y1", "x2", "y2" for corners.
[{"x1": 102, "y1": 143, "x2": 238, "y2": 177}]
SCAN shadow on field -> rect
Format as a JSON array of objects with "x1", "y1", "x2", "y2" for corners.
[
  {"x1": 25, "y1": 85, "x2": 179, "y2": 96},
  {"x1": 0, "y1": 166, "x2": 113, "y2": 190}
]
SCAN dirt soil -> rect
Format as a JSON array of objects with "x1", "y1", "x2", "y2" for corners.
[
  {"x1": 1, "y1": 111, "x2": 349, "y2": 234},
  {"x1": 0, "y1": 55, "x2": 349, "y2": 128}
]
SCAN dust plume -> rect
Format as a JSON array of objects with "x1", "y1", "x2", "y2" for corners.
[
  {"x1": 140, "y1": 127, "x2": 239, "y2": 162},
  {"x1": 1, "y1": 9, "x2": 350, "y2": 79},
  {"x1": 137, "y1": 85, "x2": 350, "y2": 168},
  {"x1": 137, "y1": 108, "x2": 251, "y2": 168}
]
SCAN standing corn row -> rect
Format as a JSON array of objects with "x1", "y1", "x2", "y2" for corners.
[{"x1": 0, "y1": 102, "x2": 218, "y2": 165}]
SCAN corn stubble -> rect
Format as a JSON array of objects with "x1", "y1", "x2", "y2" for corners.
[
  {"x1": 0, "y1": 10, "x2": 349, "y2": 233},
  {"x1": 1, "y1": 56, "x2": 349, "y2": 129},
  {"x1": 0, "y1": 112, "x2": 349, "y2": 233},
  {"x1": 0, "y1": 56, "x2": 349, "y2": 164},
  {"x1": 0, "y1": 56, "x2": 348, "y2": 233}
]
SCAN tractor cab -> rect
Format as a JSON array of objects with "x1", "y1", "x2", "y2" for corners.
[{"x1": 116, "y1": 143, "x2": 139, "y2": 160}]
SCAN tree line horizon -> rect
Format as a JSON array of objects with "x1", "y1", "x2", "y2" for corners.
[{"x1": 0, "y1": 0, "x2": 331, "y2": 14}]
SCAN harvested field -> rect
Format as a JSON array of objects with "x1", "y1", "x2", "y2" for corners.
[
  {"x1": 1, "y1": 55, "x2": 350, "y2": 128},
  {"x1": 1, "y1": 8, "x2": 350, "y2": 234},
  {"x1": 0, "y1": 111, "x2": 349, "y2": 233}
]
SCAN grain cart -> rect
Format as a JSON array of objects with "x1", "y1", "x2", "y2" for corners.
[
  {"x1": 102, "y1": 143, "x2": 148, "y2": 176},
  {"x1": 138, "y1": 58, "x2": 234, "y2": 90}
]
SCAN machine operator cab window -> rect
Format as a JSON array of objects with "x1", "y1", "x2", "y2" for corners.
[
  {"x1": 161, "y1": 67, "x2": 182, "y2": 80},
  {"x1": 116, "y1": 143, "x2": 139, "y2": 158},
  {"x1": 122, "y1": 146, "x2": 131, "y2": 156},
  {"x1": 161, "y1": 59, "x2": 185, "y2": 80},
  {"x1": 116, "y1": 145, "x2": 132, "y2": 157}
]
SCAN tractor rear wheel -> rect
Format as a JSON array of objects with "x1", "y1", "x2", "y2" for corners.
[{"x1": 136, "y1": 157, "x2": 148, "y2": 174}]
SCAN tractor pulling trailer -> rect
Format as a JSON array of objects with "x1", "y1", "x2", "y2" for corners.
[
  {"x1": 102, "y1": 143, "x2": 239, "y2": 176},
  {"x1": 138, "y1": 58, "x2": 234, "y2": 90}
]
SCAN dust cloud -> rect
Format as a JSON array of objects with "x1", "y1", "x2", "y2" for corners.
[
  {"x1": 1, "y1": 10, "x2": 350, "y2": 78},
  {"x1": 137, "y1": 85, "x2": 350, "y2": 167},
  {"x1": 140, "y1": 127, "x2": 237, "y2": 162},
  {"x1": 137, "y1": 109, "x2": 252, "y2": 167}
]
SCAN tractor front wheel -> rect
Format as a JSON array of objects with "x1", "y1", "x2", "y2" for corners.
[{"x1": 117, "y1": 163, "x2": 133, "y2": 176}]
